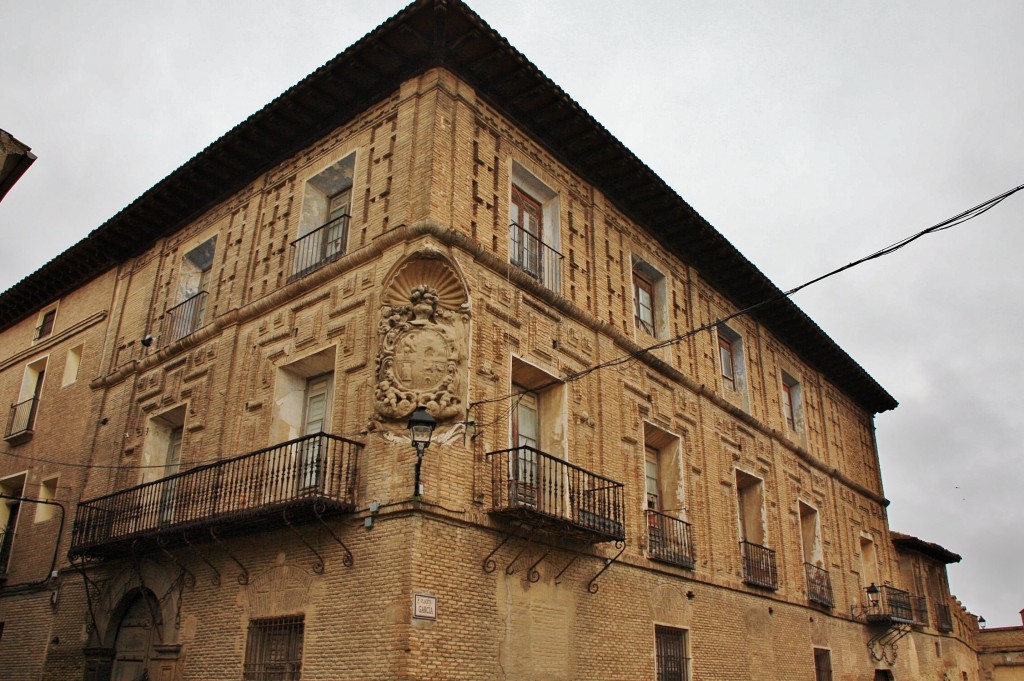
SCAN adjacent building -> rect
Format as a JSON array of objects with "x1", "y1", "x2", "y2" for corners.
[
  {"x1": 0, "y1": 128, "x2": 36, "y2": 203},
  {"x1": 0, "y1": 1, "x2": 994, "y2": 679}
]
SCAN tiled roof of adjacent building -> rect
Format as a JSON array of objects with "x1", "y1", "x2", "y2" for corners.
[
  {"x1": 891, "y1": 531, "x2": 962, "y2": 564},
  {"x1": 0, "y1": 0, "x2": 897, "y2": 413}
]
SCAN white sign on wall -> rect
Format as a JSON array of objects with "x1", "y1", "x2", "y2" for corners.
[{"x1": 413, "y1": 593, "x2": 437, "y2": 620}]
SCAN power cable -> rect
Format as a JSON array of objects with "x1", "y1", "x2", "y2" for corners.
[
  {"x1": 470, "y1": 181, "x2": 1024, "y2": 409},
  {"x1": 3, "y1": 181, "x2": 1021, "y2": 470}
]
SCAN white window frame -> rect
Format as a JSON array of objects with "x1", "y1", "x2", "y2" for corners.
[
  {"x1": 509, "y1": 162, "x2": 561, "y2": 292},
  {"x1": 631, "y1": 257, "x2": 667, "y2": 339}
]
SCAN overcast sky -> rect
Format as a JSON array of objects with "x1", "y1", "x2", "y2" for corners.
[{"x1": 2, "y1": 1, "x2": 1022, "y2": 627}]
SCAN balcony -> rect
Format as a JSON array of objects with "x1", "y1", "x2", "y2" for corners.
[
  {"x1": 4, "y1": 397, "x2": 38, "y2": 445},
  {"x1": 161, "y1": 291, "x2": 209, "y2": 346},
  {"x1": 487, "y1": 446, "x2": 624, "y2": 543},
  {"x1": 289, "y1": 214, "x2": 349, "y2": 281},
  {"x1": 646, "y1": 510, "x2": 695, "y2": 569},
  {"x1": 740, "y1": 541, "x2": 778, "y2": 589},
  {"x1": 509, "y1": 222, "x2": 562, "y2": 293},
  {"x1": 804, "y1": 563, "x2": 834, "y2": 608},
  {"x1": 911, "y1": 594, "x2": 929, "y2": 627},
  {"x1": 70, "y1": 433, "x2": 361, "y2": 559},
  {"x1": 863, "y1": 585, "x2": 914, "y2": 625},
  {"x1": 935, "y1": 603, "x2": 954, "y2": 633}
]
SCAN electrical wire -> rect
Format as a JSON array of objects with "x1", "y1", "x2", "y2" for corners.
[
  {"x1": 3, "y1": 181, "x2": 1021, "y2": 471},
  {"x1": 470, "y1": 181, "x2": 1024, "y2": 409}
]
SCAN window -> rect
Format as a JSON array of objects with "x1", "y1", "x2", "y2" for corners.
[
  {"x1": 510, "y1": 186, "x2": 543, "y2": 280},
  {"x1": 655, "y1": 625, "x2": 689, "y2": 681},
  {"x1": 799, "y1": 502, "x2": 822, "y2": 566},
  {"x1": 6, "y1": 357, "x2": 47, "y2": 444},
  {"x1": 781, "y1": 371, "x2": 802, "y2": 432},
  {"x1": 645, "y1": 445, "x2": 661, "y2": 511},
  {"x1": 506, "y1": 357, "x2": 567, "y2": 514},
  {"x1": 511, "y1": 385, "x2": 540, "y2": 507},
  {"x1": 736, "y1": 470, "x2": 766, "y2": 547},
  {"x1": 633, "y1": 269, "x2": 655, "y2": 335},
  {"x1": 164, "y1": 236, "x2": 216, "y2": 344},
  {"x1": 813, "y1": 648, "x2": 833, "y2": 681},
  {"x1": 35, "y1": 308, "x2": 56, "y2": 340},
  {"x1": 243, "y1": 615, "x2": 304, "y2": 681},
  {"x1": 736, "y1": 469, "x2": 777, "y2": 589},
  {"x1": 800, "y1": 501, "x2": 833, "y2": 606},
  {"x1": 293, "y1": 154, "x2": 355, "y2": 277},
  {"x1": 270, "y1": 348, "x2": 336, "y2": 444},
  {"x1": 35, "y1": 476, "x2": 58, "y2": 523},
  {"x1": 645, "y1": 425, "x2": 694, "y2": 569},
  {"x1": 136, "y1": 406, "x2": 186, "y2": 530},
  {"x1": 718, "y1": 334, "x2": 735, "y2": 390},
  {"x1": 0, "y1": 473, "x2": 26, "y2": 577},
  {"x1": 632, "y1": 259, "x2": 665, "y2": 337},
  {"x1": 297, "y1": 373, "x2": 333, "y2": 492},
  {"x1": 716, "y1": 325, "x2": 746, "y2": 396},
  {"x1": 859, "y1": 535, "x2": 879, "y2": 591},
  {"x1": 62, "y1": 344, "x2": 83, "y2": 386},
  {"x1": 508, "y1": 163, "x2": 561, "y2": 291}
]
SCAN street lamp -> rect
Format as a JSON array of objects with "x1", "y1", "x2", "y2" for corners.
[
  {"x1": 408, "y1": 407, "x2": 436, "y2": 498},
  {"x1": 866, "y1": 583, "x2": 880, "y2": 608},
  {"x1": 979, "y1": 616, "x2": 987, "y2": 629}
]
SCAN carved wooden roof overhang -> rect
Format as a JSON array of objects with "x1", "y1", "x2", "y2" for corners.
[
  {"x1": 891, "y1": 531, "x2": 962, "y2": 564},
  {"x1": 0, "y1": 0, "x2": 897, "y2": 413}
]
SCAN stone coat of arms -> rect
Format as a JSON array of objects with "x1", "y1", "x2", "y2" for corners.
[{"x1": 374, "y1": 279, "x2": 467, "y2": 425}]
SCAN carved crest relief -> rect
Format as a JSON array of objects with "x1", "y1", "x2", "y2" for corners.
[{"x1": 373, "y1": 254, "x2": 470, "y2": 431}]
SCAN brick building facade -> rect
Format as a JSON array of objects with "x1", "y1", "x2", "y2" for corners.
[{"x1": 0, "y1": 1, "x2": 991, "y2": 679}]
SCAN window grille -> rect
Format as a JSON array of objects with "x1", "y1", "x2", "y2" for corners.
[
  {"x1": 655, "y1": 625, "x2": 689, "y2": 681},
  {"x1": 243, "y1": 615, "x2": 304, "y2": 681},
  {"x1": 813, "y1": 648, "x2": 833, "y2": 681}
]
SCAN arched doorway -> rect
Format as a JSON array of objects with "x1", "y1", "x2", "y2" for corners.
[{"x1": 110, "y1": 592, "x2": 159, "y2": 681}]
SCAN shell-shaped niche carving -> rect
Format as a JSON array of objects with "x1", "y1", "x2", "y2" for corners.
[{"x1": 383, "y1": 257, "x2": 467, "y2": 310}]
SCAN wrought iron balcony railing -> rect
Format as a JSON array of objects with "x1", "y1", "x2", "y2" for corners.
[
  {"x1": 863, "y1": 584, "x2": 914, "y2": 624},
  {"x1": 740, "y1": 540, "x2": 778, "y2": 589},
  {"x1": 804, "y1": 563, "x2": 834, "y2": 607},
  {"x1": 71, "y1": 432, "x2": 361, "y2": 558},
  {"x1": 646, "y1": 509, "x2": 695, "y2": 569},
  {"x1": 161, "y1": 291, "x2": 209, "y2": 346},
  {"x1": 509, "y1": 222, "x2": 562, "y2": 293},
  {"x1": 4, "y1": 397, "x2": 39, "y2": 444},
  {"x1": 487, "y1": 446, "x2": 624, "y2": 542},
  {"x1": 935, "y1": 602, "x2": 954, "y2": 633},
  {"x1": 289, "y1": 214, "x2": 349, "y2": 281},
  {"x1": 911, "y1": 594, "x2": 929, "y2": 627}
]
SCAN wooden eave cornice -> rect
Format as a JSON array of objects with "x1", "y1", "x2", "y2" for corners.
[{"x1": 0, "y1": 0, "x2": 896, "y2": 413}]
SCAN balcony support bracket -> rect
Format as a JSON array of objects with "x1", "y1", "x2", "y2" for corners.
[
  {"x1": 504, "y1": 536, "x2": 535, "y2": 576},
  {"x1": 554, "y1": 548, "x2": 584, "y2": 585},
  {"x1": 156, "y1": 536, "x2": 196, "y2": 589},
  {"x1": 182, "y1": 532, "x2": 221, "y2": 586},
  {"x1": 587, "y1": 540, "x2": 625, "y2": 594},
  {"x1": 209, "y1": 527, "x2": 250, "y2": 584},
  {"x1": 283, "y1": 507, "x2": 326, "y2": 575},
  {"x1": 482, "y1": 525, "x2": 521, "y2": 574},
  {"x1": 314, "y1": 500, "x2": 352, "y2": 567},
  {"x1": 70, "y1": 555, "x2": 103, "y2": 636},
  {"x1": 868, "y1": 623, "x2": 911, "y2": 664},
  {"x1": 525, "y1": 550, "x2": 550, "y2": 584}
]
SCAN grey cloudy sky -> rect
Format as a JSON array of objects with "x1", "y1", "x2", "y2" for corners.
[{"x1": 2, "y1": 1, "x2": 1022, "y2": 627}]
